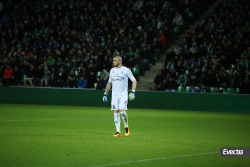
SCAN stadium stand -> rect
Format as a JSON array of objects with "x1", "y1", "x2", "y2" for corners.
[
  {"x1": 0, "y1": 0, "x2": 249, "y2": 94},
  {"x1": 151, "y1": 0, "x2": 250, "y2": 94}
]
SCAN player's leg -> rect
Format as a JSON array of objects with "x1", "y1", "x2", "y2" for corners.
[
  {"x1": 119, "y1": 97, "x2": 130, "y2": 136},
  {"x1": 111, "y1": 97, "x2": 121, "y2": 137}
]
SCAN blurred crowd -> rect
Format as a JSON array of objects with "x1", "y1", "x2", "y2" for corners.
[
  {"x1": 0, "y1": 0, "x2": 207, "y2": 88},
  {"x1": 151, "y1": 0, "x2": 250, "y2": 94}
]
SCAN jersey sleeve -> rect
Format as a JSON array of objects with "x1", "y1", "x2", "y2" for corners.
[
  {"x1": 126, "y1": 68, "x2": 136, "y2": 82},
  {"x1": 108, "y1": 69, "x2": 112, "y2": 83}
]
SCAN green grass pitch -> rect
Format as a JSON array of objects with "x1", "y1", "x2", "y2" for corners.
[{"x1": 0, "y1": 104, "x2": 250, "y2": 167}]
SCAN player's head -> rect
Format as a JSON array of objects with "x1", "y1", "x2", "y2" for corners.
[{"x1": 113, "y1": 56, "x2": 122, "y2": 67}]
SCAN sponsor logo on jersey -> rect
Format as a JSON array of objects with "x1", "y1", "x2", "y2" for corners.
[
  {"x1": 121, "y1": 71, "x2": 123, "y2": 74},
  {"x1": 112, "y1": 76, "x2": 124, "y2": 81}
]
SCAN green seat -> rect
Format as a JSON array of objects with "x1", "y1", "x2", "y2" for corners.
[
  {"x1": 75, "y1": 71, "x2": 79, "y2": 76},
  {"x1": 125, "y1": 12, "x2": 129, "y2": 19},
  {"x1": 34, "y1": 28, "x2": 38, "y2": 36},
  {"x1": 220, "y1": 87, "x2": 226, "y2": 93},
  {"x1": 185, "y1": 86, "x2": 191, "y2": 92},
  {"x1": 184, "y1": 70, "x2": 189, "y2": 77},
  {"x1": 240, "y1": 54, "x2": 245, "y2": 59},
  {"x1": 96, "y1": 71, "x2": 102, "y2": 77},
  {"x1": 134, "y1": 31, "x2": 139, "y2": 37},
  {"x1": 188, "y1": 12, "x2": 194, "y2": 19},
  {"x1": 19, "y1": 75, "x2": 25, "y2": 83},
  {"x1": 170, "y1": 30, "x2": 175, "y2": 40},
  {"x1": 226, "y1": 88, "x2": 235, "y2": 94},
  {"x1": 173, "y1": 26, "x2": 180, "y2": 34},
  {"x1": 246, "y1": 22, "x2": 250, "y2": 27},
  {"x1": 235, "y1": 88, "x2": 240, "y2": 94},
  {"x1": 195, "y1": 87, "x2": 200, "y2": 91},
  {"x1": 183, "y1": 62, "x2": 189, "y2": 70},
  {"x1": 177, "y1": 86, "x2": 185, "y2": 92},
  {"x1": 132, "y1": 67, "x2": 139, "y2": 75},
  {"x1": 210, "y1": 87, "x2": 216, "y2": 93},
  {"x1": 231, "y1": 64, "x2": 236, "y2": 69},
  {"x1": 202, "y1": 69, "x2": 207, "y2": 75},
  {"x1": 185, "y1": 8, "x2": 190, "y2": 12},
  {"x1": 204, "y1": 42, "x2": 207, "y2": 47}
]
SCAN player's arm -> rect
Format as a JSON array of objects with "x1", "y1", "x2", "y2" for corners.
[
  {"x1": 132, "y1": 80, "x2": 137, "y2": 92},
  {"x1": 105, "y1": 82, "x2": 112, "y2": 94},
  {"x1": 127, "y1": 69, "x2": 137, "y2": 101},
  {"x1": 103, "y1": 82, "x2": 111, "y2": 103},
  {"x1": 103, "y1": 71, "x2": 112, "y2": 102}
]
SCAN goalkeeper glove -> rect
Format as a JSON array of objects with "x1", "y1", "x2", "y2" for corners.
[
  {"x1": 128, "y1": 90, "x2": 135, "y2": 101},
  {"x1": 103, "y1": 92, "x2": 108, "y2": 103}
]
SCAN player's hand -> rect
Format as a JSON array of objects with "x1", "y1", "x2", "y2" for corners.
[
  {"x1": 128, "y1": 92, "x2": 135, "y2": 101},
  {"x1": 103, "y1": 92, "x2": 108, "y2": 103}
]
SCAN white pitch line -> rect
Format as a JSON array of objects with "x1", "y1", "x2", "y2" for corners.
[
  {"x1": 0, "y1": 117, "x2": 135, "y2": 122},
  {"x1": 88, "y1": 152, "x2": 219, "y2": 167}
]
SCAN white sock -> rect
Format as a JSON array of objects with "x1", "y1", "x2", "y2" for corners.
[
  {"x1": 120, "y1": 111, "x2": 128, "y2": 128},
  {"x1": 114, "y1": 113, "x2": 120, "y2": 133}
]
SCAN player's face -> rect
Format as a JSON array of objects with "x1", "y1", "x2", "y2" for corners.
[{"x1": 113, "y1": 58, "x2": 120, "y2": 67}]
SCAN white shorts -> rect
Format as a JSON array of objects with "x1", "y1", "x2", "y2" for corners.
[{"x1": 111, "y1": 96, "x2": 128, "y2": 110}]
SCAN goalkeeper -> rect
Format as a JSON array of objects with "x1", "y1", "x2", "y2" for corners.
[{"x1": 103, "y1": 56, "x2": 137, "y2": 137}]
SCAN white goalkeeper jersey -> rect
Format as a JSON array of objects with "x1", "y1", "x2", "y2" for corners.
[{"x1": 108, "y1": 66, "x2": 136, "y2": 96}]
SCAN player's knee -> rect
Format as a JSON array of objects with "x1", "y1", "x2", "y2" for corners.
[{"x1": 119, "y1": 109, "x2": 125, "y2": 113}]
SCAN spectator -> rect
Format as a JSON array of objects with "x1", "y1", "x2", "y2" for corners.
[
  {"x1": 215, "y1": 86, "x2": 223, "y2": 93},
  {"x1": 161, "y1": 79, "x2": 168, "y2": 90},
  {"x1": 67, "y1": 70, "x2": 77, "y2": 82},
  {"x1": 189, "y1": 74, "x2": 198, "y2": 86},
  {"x1": 3, "y1": 65, "x2": 13, "y2": 85},
  {"x1": 166, "y1": 76, "x2": 178, "y2": 92},
  {"x1": 96, "y1": 76, "x2": 105, "y2": 90},
  {"x1": 154, "y1": 70, "x2": 165, "y2": 85},
  {"x1": 48, "y1": 68, "x2": 57, "y2": 87},
  {"x1": 174, "y1": 44, "x2": 182, "y2": 55},
  {"x1": 199, "y1": 84, "x2": 209, "y2": 93},
  {"x1": 149, "y1": 82, "x2": 157, "y2": 91},
  {"x1": 41, "y1": 67, "x2": 50, "y2": 87},
  {"x1": 78, "y1": 76, "x2": 87, "y2": 88},
  {"x1": 34, "y1": 66, "x2": 44, "y2": 87},
  {"x1": 87, "y1": 71, "x2": 97, "y2": 88},
  {"x1": 101, "y1": 70, "x2": 109, "y2": 81},
  {"x1": 47, "y1": 56, "x2": 55, "y2": 66},
  {"x1": 180, "y1": 39, "x2": 188, "y2": 49},
  {"x1": 179, "y1": 73, "x2": 187, "y2": 86},
  {"x1": 219, "y1": 66, "x2": 227, "y2": 78},
  {"x1": 67, "y1": 77, "x2": 77, "y2": 88},
  {"x1": 239, "y1": 77, "x2": 250, "y2": 94},
  {"x1": 134, "y1": 0, "x2": 143, "y2": 10},
  {"x1": 172, "y1": 12, "x2": 184, "y2": 26},
  {"x1": 158, "y1": 31, "x2": 165, "y2": 47},
  {"x1": 11, "y1": 67, "x2": 23, "y2": 85},
  {"x1": 24, "y1": 65, "x2": 36, "y2": 86},
  {"x1": 55, "y1": 68, "x2": 67, "y2": 87},
  {"x1": 220, "y1": 72, "x2": 229, "y2": 88},
  {"x1": 93, "y1": 56, "x2": 101, "y2": 72},
  {"x1": 188, "y1": 85, "x2": 198, "y2": 93},
  {"x1": 71, "y1": 56, "x2": 77, "y2": 70}
]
